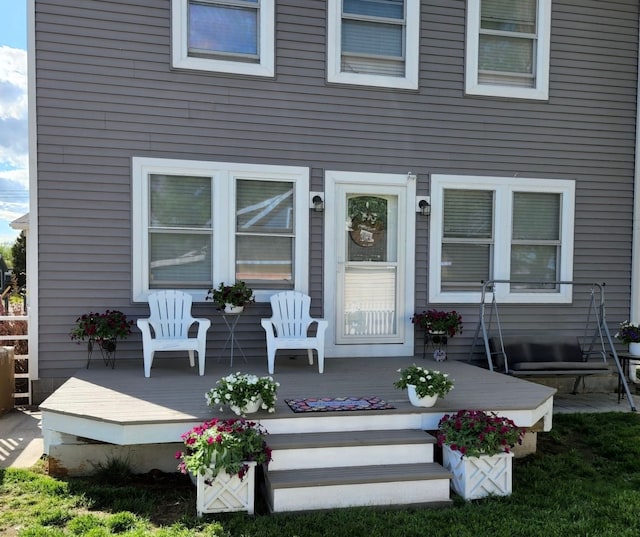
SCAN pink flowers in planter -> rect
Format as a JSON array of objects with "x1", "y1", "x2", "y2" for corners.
[
  {"x1": 437, "y1": 409, "x2": 524, "y2": 458},
  {"x1": 176, "y1": 418, "x2": 272, "y2": 480}
]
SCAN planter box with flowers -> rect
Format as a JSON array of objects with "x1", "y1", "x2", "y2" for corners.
[
  {"x1": 206, "y1": 281, "x2": 255, "y2": 314},
  {"x1": 206, "y1": 372, "x2": 279, "y2": 416},
  {"x1": 70, "y1": 310, "x2": 133, "y2": 368},
  {"x1": 437, "y1": 409, "x2": 524, "y2": 500},
  {"x1": 411, "y1": 310, "x2": 462, "y2": 361},
  {"x1": 615, "y1": 320, "x2": 640, "y2": 383},
  {"x1": 394, "y1": 364, "x2": 454, "y2": 407},
  {"x1": 176, "y1": 418, "x2": 272, "y2": 516}
]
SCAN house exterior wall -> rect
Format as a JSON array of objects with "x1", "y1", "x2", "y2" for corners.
[{"x1": 33, "y1": 0, "x2": 639, "y2": 395}]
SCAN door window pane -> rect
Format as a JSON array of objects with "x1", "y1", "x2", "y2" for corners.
[{"x1": 347, "y1": 196, "x2": 395, "y2": 262}]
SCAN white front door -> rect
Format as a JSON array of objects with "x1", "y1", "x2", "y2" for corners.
[{"x1": 324, "y1": 171, "x2": 415, "y2": 357}]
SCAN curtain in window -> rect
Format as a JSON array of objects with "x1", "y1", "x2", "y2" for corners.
[
  {"x1": 511, "y1": 192, "x2": 560, "y2": 289},
  {"x1": 341, "y1": 0, "x2": 405, "y2": 76},
  {"x1": 441, "y1": 189, "x2": 493, "y2": 291},
  {"x1": 148, "y1": 175, "x2": 212, "y2": 287},
  {"x1": 189, "y1": 0, "x2": 259, "y2": 59},
  {"x1": 236, "y1": 179, "x2": 294, "y2": 288},
  {"x1": 478, "y1": 0, "x2": 536, "y2": 87}
]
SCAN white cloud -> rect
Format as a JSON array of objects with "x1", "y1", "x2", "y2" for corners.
[{"x1": 0, "y1": 45, "x2": 28, "y2": 234}]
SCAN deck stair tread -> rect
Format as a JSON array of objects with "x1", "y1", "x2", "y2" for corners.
[
  {"x1": 267, "y1": 428, "x2": 436, "y2": 450},
  {"x1": 266, "y1": 462, "x2": 452, "y2": 489}
]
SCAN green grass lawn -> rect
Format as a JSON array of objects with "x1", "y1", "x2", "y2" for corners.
[{"x1": 2, "y1": 412, "x2": 640, "y2": 536}]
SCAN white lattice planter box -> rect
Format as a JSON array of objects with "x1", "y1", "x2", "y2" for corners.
[
  {"x1": 196, "y1": 462, "x2": 256, "y2": 516},
  {"x1": 442, "y1": 444, "x2": 513, "y2": 500}
]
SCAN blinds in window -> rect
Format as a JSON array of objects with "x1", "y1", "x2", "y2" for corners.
[
  {"x1": 148, "y1": 175, "x2": 213, "y2": 287},
  {"x1": 511, "y1": 192, "x2": 560, "y2": 290},
  {"x1": 442, "y1": 189, "x2": 494, "y2": 290},
  {"x1": 478, "y1": 0, "x2": 537, "y2": 87},
  {"x1": 341, "y1": 0, "x2": 405, "y2": 77},
  {"x1": 236, "y1": 179, "x2": 295, "y2": 288}
]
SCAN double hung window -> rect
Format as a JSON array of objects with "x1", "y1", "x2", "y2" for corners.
[
  {"x1": 132, "y1": 158, "x2": 309, "y2": 302},
  {"x1": 466, "y1": 0, "x2": 551, "y2": 100},
  {"x1": 327, "y1": 0, "x2": 419, "y2": 89},
  {"x1": 429, "y1": 175, "x2": 574, "y2": 304},
  {"x1": 172, "y1": 0, "x2": 275, "y2": 76}
]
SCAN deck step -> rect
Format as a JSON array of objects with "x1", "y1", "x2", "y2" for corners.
[
  {"x1": 265, "y1": 463, "x2": 453, "y2": 512},
  {"x1": 267, "y1": 428, "x2": 437, "y2": 471}
]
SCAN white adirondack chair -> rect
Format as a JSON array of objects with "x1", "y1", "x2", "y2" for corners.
[
  {"x1": 261, "y1": 291, "x2": 328, "y2": 374},
  {"x1": 137, "y1": 290, "x2": 211, "y2": 377}
]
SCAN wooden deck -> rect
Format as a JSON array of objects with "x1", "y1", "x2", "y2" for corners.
[{"x1": 40, "y1": 355, "x2": 556, "y2": 450}]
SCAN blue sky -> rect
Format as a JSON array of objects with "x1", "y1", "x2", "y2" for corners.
[{"x1": 0, "y1": 0, "x2": 28, "y2": 245}]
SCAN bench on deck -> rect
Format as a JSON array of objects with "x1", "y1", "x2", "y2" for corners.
[{"x1": 488, "y1": 335, "x2": 612, "y2": 393}]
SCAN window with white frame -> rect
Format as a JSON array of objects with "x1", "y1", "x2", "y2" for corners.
[
  {"x1": 132, "y1": 158, "x2": 309, "y2": 302},
  {"x1": 327, "y1": 0, "x2": 420, "y2": 89},
  {"x1": 171, "y1": 0, "x2": 275, "y2": 77},
  {"x1": 465, "y1": 0, "x2": 551, "y2": 100},
  {"x1": 429, "y1": 175, "x2": 574, "y2": 304}
]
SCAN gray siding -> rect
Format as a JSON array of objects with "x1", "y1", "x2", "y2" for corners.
[{"x1": 34, "y1": 0, "x2": 638, "y2": 379}]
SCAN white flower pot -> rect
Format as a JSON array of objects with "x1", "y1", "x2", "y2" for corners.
[
  {"x1": 195, "y1": 462, "x2": 256, "y2": 516},
  {"x1": 442, "y1": 444, "x2": 513, "y2": 500},
  {"x1": 629, "y1": 342, "x2": 640, "y2": 356},
  {"x1": 230, "y1": 396, "x2": 263, "y2": 416},
  {"x1": 224, "y1": 304, "x2": 244, "y2": 314},
  {"x1": 407, "y1": 385, "x2": 438, "y2": 407}
]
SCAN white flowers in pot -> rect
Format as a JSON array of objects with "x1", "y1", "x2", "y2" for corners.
[{"x1": 206, "y1": 372, "x2": 279, "y2": 415}]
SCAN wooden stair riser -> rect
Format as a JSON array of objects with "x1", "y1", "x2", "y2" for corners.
[
  {"x1": 265, "y1": 463, "x2": 452, "y2": 512},
  {"x1": 268, "y1": 479, "x2": 452, "y2": 512},
  {"x1": 260, "y1": 413, "x2": 427, "y2": 434},
  {"x1": 269, "y1": 443, "x2": 434, "y2": 471}
]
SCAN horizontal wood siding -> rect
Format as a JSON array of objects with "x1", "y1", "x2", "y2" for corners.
[{"x1": 34, "y1": 0, "x2": 639, "y2": 378}]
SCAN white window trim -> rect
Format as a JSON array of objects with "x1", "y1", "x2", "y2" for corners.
[
  {"x1": 171, "y1": 0, "x2": 275, "y2": 77},
  {"x1": 327, "y1": 0, "x2": 420, "y2": 90},
  {"x1": 465, "y1": 0, "x2": 551, "y2": 100},
  {"x1": 429, "y1": 174, "x2": 574, "y2": 304},
  {"x1": 132, "y1": 157, "x2": 309, "y2": 303}
]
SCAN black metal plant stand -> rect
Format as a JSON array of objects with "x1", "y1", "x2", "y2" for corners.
[
  {"x1": 86, "y1": 338, "x2": 117, "y2": 369},
  {"x1": 422, "y1": 331, "x2": 448, "y2": 361}
]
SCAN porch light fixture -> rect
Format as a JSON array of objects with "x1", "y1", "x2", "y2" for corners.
[
  {"x1": 310, "y1": 192, "x2": 325, "y2": 212},
  {"x1": 416, "y1": 196, "x2": 431, "y2": 216}
]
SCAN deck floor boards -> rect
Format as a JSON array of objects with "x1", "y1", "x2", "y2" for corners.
[{"x1": 40, "y1": 356, "x2": 556, "y2": 426}]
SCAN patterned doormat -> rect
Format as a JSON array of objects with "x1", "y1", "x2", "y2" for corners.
[{"x1": 285, "y1": 396, "x2": 395, "y2": 413}]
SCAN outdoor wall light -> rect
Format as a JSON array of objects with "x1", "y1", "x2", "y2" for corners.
[
  {"x1": 310, "y1": 192, "x2": 325, "y2": 212},
  {"x1": 416, "y1": 196, "x2": 431, "y2": 216}
]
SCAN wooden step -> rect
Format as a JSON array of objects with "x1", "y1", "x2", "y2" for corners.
[
  {"x1": 267, "y1": 429, "x2": 437, "y2": 471},
  {"x1": 265, "y1": 462, "x2": 453, "y2": 512}
]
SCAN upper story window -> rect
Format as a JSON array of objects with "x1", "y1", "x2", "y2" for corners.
[
  {"x1": 429, "y1": 174, "x2": 575, "y2": 304},
  {"x1": 327, "y1": 0, "x2": 420, "y2": 89},
  {"x1": 132, "y1": 158, "x2": 309, "y2": 302},
  {"x1": 172, "y1": 0, "x2": 275, "y2": 77},
  {"x1": 465, "y1": 0, "x2": 551, "y2": 100}
]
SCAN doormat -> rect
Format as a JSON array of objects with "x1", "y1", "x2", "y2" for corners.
[{"x1": 285, "y1": 396, "x2": 395, "y2": 413}]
